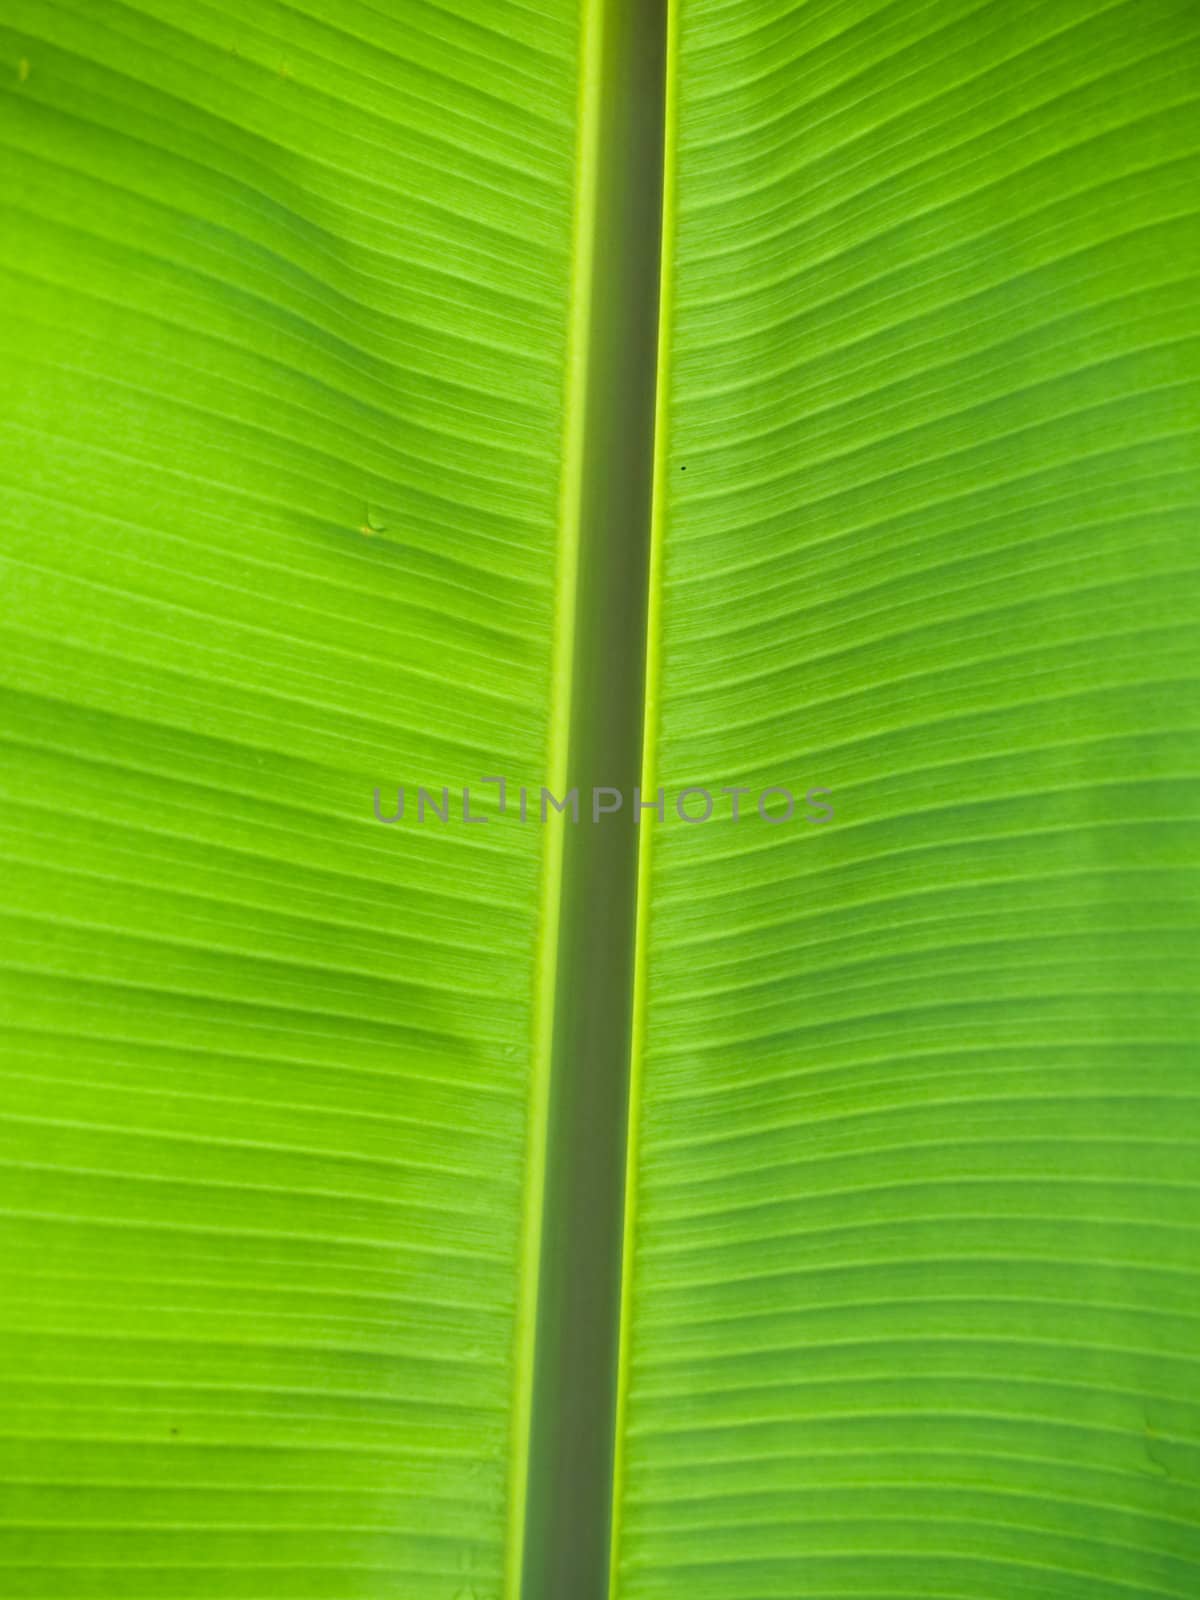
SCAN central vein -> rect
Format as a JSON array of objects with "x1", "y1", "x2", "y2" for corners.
[{"x1": 511, "y1": 2, "x2": 670, "y2": 1596}]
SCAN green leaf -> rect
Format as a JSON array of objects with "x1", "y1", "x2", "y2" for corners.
[
  {"x1": 0, "y1": 3, "x2": 586, "y2": 1595},
  {"x1": 2, "y1": 3, "x2": 1199, "y2": 1600},
  {"x1": 612, "y1": 2, "x2": 1200, "y2": 1597}
]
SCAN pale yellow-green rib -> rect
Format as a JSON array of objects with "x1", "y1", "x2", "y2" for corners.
[
  {"x1": 607, "y1": 2, "x2": 679, "y2": 1594},
  {"x1": 504, "y1": 0, "x2": 606, "y2": 1594}
]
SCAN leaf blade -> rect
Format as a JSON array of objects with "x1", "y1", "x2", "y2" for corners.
[
  {"x1": 614, "y1": 2, "x2": 1200, "y2": 1595},
  {"x1": 0, "y1": 3, "x2": 584, "y2": 1595}
]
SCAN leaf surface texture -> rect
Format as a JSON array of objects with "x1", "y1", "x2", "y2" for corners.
[
  {"x1": 0, "y1": 3, "x2": 581, "y2": 1594},
  {"x1": 613, "y1": 2, "x2": 1200, "y2": 1596}
]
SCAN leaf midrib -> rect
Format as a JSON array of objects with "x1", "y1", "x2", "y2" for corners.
[{"x1": 508, "y1": 3, "x2": 671, "y2": 1598}]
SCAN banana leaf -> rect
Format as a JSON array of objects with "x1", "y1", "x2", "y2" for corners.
[{"x1": 0, "y1": 3, "x2": 1196, "y2": 1599}]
